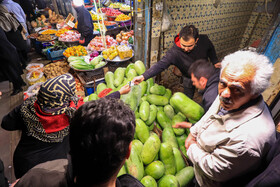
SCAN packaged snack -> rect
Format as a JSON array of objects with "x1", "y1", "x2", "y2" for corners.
[
  {"x1": 117, "y1": 45, "x2": 132, "y2": 59},
  {"x1": 26, "y1": 70, "x2": 46, "y2": 85}
]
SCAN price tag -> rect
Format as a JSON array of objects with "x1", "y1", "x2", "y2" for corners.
[
  {"x1": 35, "y1": 27, "x2": 42, "y2": 32},
  {"x1": 67, "y1": 21, "x2": 75, "y2": 28}
]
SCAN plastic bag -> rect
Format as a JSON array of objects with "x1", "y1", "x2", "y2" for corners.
[
  {"x1": 161, "y1": 0, "x2": 173, "y2": 32},
  {"x1": 121, "y1": 85, "x2": 142, "y2": 111},
  {"x1": 26, "y1": 70, "x2": 46, "y2": 85},
  {"x1": 23, "y1": 82, "x2": 44, "y2": 100},
  {"x1": 26, "y1": 63, "x2": 44, "y2": 72}
]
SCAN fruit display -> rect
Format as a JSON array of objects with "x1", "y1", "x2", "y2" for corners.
[
  {"x1": 115, "y1": 14, "x2": 131, "y2": 21},
  {"x1": 93, "y1": 23, "x2": 107, "y2": 31},
  {"x1": 89, "y1": 11, "x2": 105, "y2": 21},
  {"x1": 40, "y1": 29, "x2": 57, "y2": 35},
  {"x1": 31, "y1": 15, "x2": 48, "y2": 28},
  {"x1": 87, "y1": 35, "x2": 118, "y2": 51},
  {"x1": 48, "y1": 9, "x2": 64, "y2": 24},
  {"x1": 63, "y1": 45, "x2": 87, "y2": 58},
  {"x1": 105, "y1": 8, "x2": 122, "y2": 17},
  {"x1": 116, "y1": 30, "x2": 134, "y2": 44},
  {"x1": 82, "y1": 61, "x2": 203, "y2": 186},
  {"x1": 102, "y1": 46, "x2": 118, "y2": 60},
  {"x1": 109, "y1": 2, "x2": 122, "y2": 8},
  {"x1": 59, "y1": 30, "x2": 81, "y2": 42},
  {"x1": 98, "y1": 7, "x2": 122, "y2": 17},
  {"x1": 43, "y1": 61, "x2": 70, "y2": 79},
  {"x1": 101, "y1": 21, "x2": 117, "y2": 26},
  {"x1": 55, "y1": 28, "x2": 69, "y2": 37},
  {"x1": 37, "y1": 34, "x2": 54, "y2": 42},
  {"x1": 120, "y1": 4, "x2": 133, "y2": 11},
  {"x1": 97, "y1": 7, "x2": 109, "y2": 13}
]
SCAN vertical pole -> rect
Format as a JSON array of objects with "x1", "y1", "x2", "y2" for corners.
[{"x1": 144, "y1": 0, "x2": 151, "y2": 66}]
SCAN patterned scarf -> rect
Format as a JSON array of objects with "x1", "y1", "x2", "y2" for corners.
[{"x1": 20, "y1": 73, "x2": 80, "y2": 143}]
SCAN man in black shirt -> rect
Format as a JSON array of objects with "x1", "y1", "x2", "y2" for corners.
[
  {"x1": 188, "y1": 59, "x2": 220, "y2": 112},
  {"x1": 133, "y1": 25, "x2": 219, "y2": 99}
]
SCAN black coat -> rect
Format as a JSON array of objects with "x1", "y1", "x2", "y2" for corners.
[
  {"x1": 245, "y1": 132, "x2": 280, "y2": 187},
  {"x1": 0, "y1": 27, "x2": 24, "y2": 88},
  {"x1": 1, "y1": 104, "x2": 70, "y2": 179},
  {"x1": 74, "y1": 6, "x2": 94, "y2": 46}
]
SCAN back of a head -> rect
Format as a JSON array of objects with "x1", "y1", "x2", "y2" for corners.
[
  {"x1": 36, "y1": 73, "x2": 77, "y2": 114},
  {"x1": 70, "y1": 98, "x2": 135, "y2": 186},
  {"x1": 221, "y1": 50, "x2": 274, "y2": 95},
  {"x1": 188, "y1": 59, "x2": 216, "y2": 80},
  {"x1": 179, "y1": 25, "x2": 199, "y2": 41}
]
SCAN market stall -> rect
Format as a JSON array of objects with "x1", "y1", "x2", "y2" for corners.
[{"x1": 23, "y1": 1, "x2": 196, "y2": 185}]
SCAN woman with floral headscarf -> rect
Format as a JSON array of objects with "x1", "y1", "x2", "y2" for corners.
[
  {"x1": 1, "y1": 73, "x2": 131, "y2": 179},
  {"x1": 1, "y1": 73, "x2": 84, "y2": 179}
]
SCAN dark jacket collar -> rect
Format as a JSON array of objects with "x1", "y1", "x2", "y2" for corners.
[{"x1": 199, "y1": 68, "x2": 220, "y2": 95}]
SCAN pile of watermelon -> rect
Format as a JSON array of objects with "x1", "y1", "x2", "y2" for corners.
[{"x1": 84, "y1": 60, "x2": 205, "y2": 187}]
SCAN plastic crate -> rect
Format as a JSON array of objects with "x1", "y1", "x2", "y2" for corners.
[
  {"x1": 46, "y1": 48, "x2": 66, "y2": 61},
  {"x1": 84, "y1": 78, "x2": 105, "y2": 96}
]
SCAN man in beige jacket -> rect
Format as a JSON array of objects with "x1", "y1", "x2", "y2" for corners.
[{"x1": 185, "y1": 50, "x2": 276, "y2": 187}]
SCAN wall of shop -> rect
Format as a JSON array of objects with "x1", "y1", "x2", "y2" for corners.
[{"x1": 149, "y1": 0, "x2": 274, "y2": 90}]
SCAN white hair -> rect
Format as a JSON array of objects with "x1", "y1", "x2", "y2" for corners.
[{"x1": 221, "y1": 50, "x2": 274, "y2": 95}]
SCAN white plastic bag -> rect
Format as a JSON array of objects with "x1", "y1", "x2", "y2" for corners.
[
  {"x1": 23, "y1": 82, "x2": 44, "y2": 100},
  {"x1": 26, "y1": 70, "x2": 46, "y2": 85},
  {"x1": 161, "y1": 0, "x2": 173, "y2": 32},
  {"x1": 26, "y1": 63, "x2": 44, "y2": 72},
  {"x1": 120, "y1": 85, "x2": 142, "y2": 111}
]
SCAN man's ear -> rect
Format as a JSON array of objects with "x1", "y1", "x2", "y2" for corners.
[
  {"x1": 199, "y1": 77, "x2": 208, "y2": 88},
  {"x1": 125, "y1": 142, "x2": 132, "y2": 159},
  {"x1": 195, "y1": 38, "x2": 199, "y2": 43}
]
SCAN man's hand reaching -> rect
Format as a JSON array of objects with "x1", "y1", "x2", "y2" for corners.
[
  {"x1": 172, "y1": 122, "x2": 192, "y2": 129},
  {"x1": 132, "y1": 75, "x2": 144, "y2": 85}
]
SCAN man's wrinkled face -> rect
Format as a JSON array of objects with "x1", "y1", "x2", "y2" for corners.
[
  {"x1": 191, "y1": 73, "x2": 205, "y2": 91},
  {"x1": 180, "y1": 37, "x2": 197, "y2": 53},
  {"x1": 218, "y1": 65, "x2": 256, "y2": 111}
]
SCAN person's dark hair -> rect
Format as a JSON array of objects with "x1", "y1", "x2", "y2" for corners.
[
  {"x1": 188, "y1": 59, "x2": 216, "y2": 80},
  {"x1": 179, "y1": 25, "x2": 199, "y2": 41},
  {"x1": 69, "y1": 97, "x2": 135, "y2": 186}
]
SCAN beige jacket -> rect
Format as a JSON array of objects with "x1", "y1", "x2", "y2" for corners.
[{"x1": 187, "y1": 96, "x2": 276, "y2": 187}]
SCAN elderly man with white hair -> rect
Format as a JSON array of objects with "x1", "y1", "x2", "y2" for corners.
[{"x1": 185, "y1": 50, "x2": 276, "y2": 187}]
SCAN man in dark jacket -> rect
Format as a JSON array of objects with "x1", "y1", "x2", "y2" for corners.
[
  {"x1": 133, "y1": 25, "x2": 219, "y2": 99},
  {"x1": 173, "y1": 59, "x2": 219, "y2": 129},
  {"x1": 72, "y1": 0, "x2": 94, "y2": 46},
  {"x1": 188, "y1": 59, "x2": 219, "y2": 112}
]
